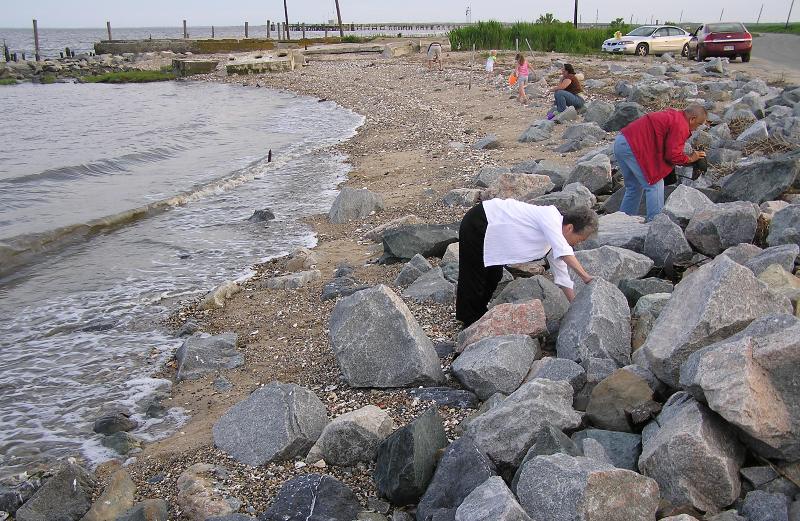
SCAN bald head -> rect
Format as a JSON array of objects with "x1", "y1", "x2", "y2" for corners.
[{"x1": 684, "y1": 103, "x2": 708, "y2": 130}]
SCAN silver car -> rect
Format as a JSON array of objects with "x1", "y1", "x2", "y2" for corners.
[{"x1": 602, "y1": 25, "x2": 692, "y2": 57}]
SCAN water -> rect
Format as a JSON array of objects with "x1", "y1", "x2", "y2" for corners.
[
  {"x1": 0, "y1": 80, "x2": 364, "y2": 478},
  {"x1": 0, "y1": 26, "x2": 448, "y2": 59}
]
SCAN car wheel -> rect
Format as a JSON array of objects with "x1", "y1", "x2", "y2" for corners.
[
  {"x1": 635, "y1": 43, "x2": 649, "y2": 57},
  {"x1": 741, "y1": 52, "x2": 751, "y2": 63},
  {"x1": 681, "y1": 43, "x2": 689, "y2": 57}
]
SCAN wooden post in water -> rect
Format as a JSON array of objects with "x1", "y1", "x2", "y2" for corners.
[
  {"x1": 335, "y1": 0, "x2": 345, "y2": 37},
  {"x1": 106, "y1": 21, "x2": 112, "y2": 40},
  {"x1": 267, "y1": 20, "x2": 271, "y2": 38},
  {"x1": 212, "y1": 26, "x2": 215, "y2": 38},
  {"x1": 245, "y1": 21, "x2": 249, "y2": 38},
  {"x1": 32, "y1": 19, "x2": 41, "y2": 61},
  {"x1": 283, "y1": 0, "x2": 291, "y2": 40},
  {"x1": 302, "y1": 23, "x2": 306, "y2": 40},
  {"x1": 183, "y1": 20, "x2": 188, "y2": 38}
]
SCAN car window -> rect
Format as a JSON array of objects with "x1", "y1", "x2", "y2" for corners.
[
  {"x1": 707, "y1": 23, "x2": 745, "y2": 33},
  {"x1": 655, "y1": 28, "x2": 669, "y2": 37},
  {"x1": 628, "y1": 26, "x2": 657, "y2": 36},
  {"x1": 668, "y1": 28, "x2": 684, "y2": 36}
]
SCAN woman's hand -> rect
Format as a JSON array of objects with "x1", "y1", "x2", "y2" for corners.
[{"x1": 581, "y1": 274, "x2": 594, "y2": 285}]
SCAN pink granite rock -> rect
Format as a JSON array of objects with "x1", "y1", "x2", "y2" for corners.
[{"x1": 457, "y1": 300, "x2": 547, "y2": 352}]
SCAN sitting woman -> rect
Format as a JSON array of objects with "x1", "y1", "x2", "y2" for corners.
[
  {"x1": 455, "y1": 199, "x2": 598, "y2": 328},
  {"x1": 547, "y1": 63, "x2": 585, "y2": 119}
]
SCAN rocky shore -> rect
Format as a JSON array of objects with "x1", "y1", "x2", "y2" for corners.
[{"x1": 3, "y1": 46, "x2": 800, "y2": 521}]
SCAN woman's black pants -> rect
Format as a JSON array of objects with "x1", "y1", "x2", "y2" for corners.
[{"x1": 456, "y1": 203, "x2": 504, "y2": 327}]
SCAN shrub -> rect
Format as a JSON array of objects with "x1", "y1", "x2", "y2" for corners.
[{"x1": 449, "y1": 20, "x2": 627, "y2": 53}]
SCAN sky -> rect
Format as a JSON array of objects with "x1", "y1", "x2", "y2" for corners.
[{"x1": 4, "y1": 0, "x2": 798, "y2": 28}]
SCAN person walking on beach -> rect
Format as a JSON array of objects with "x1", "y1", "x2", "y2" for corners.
[
  {"x1": 615, "y1": 103, "x2": 708, "y2": 221},
  {"x1": 547, "y1": 63, "x2": 585, "y2": 119},
  {"x1": 485, "y1": 50, "x2": 498, "y2": 75},
  {"x1": 456, "y1": 200, "x2": 598, "y2": 327},
  {"x1": 426, "y1": 42, "x2": 444, "y2": 71},
  {"x1": 514, "y1": 53, "x2": 530, "y2": 104}
]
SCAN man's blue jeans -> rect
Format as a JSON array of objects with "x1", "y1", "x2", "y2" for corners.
[
  {"x1": 614, "y1": 134, "x2": 664, "y2": 221},
  {"x1": 555, "y1": 90, "x2": 585, "y2": 112}
]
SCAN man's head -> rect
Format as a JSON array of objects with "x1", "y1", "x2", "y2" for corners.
[
  {"x1": 561, "y1": 207, "x2": 599, "y2": 246},
  {"x1": 684, "y1": 103, "x2": 708, "y2": 131}
]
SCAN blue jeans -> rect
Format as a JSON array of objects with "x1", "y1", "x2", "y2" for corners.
[
  {"x1": 614, "y1": 134, "x2": 664, "y2": 221},
  {"x1": 555, "y1": 90, "x2": 585, "y2": 112}
]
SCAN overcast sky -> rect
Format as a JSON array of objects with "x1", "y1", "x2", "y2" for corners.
[{"x1": 4, "y1": 0, "x2": 798, "y2": 28}]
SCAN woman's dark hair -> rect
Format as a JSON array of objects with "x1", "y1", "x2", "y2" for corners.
[
  {"x1": 562, "y1": 206, "x2": 599, "y2": 235},
  {"x1": 564, "y1": 63, "x2": 576, "y2": 75}
]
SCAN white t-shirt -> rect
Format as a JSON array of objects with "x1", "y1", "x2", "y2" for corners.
[{"x1": 482, "y1": 199, "x2": 575, "y2": 289}]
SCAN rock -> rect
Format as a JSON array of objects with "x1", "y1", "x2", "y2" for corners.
[
  {"x1": 177, "y1": 464, "x2": 241, "y2": 521},
  {"x1": 579, "y1": 438, "x2": 613, "y2": 465},
  {"x1": 759, "y1": 264, "x2": 800, "y2": 304},
  {"x1": 533, "y1": 160, "x2": 571, "y2": 189},
  {"x1": 474, "y1": 166, "x2": 511, "y2": 188},
  {"x1": 212, "y1": 382, "x2": 328, "y2": 466},
  {"x1": 482, "y1": 173, "x2": 554, "y2": 201},
  {"x1": 745, "y1": 244, "x2": 799, "y2": 275},
  {"x1": 685, "y1": 201, "x2": 759, "y2": 256},
  {"x1": 452, "y1": 335, "x2": 540, "y2": 400},
  {"x1": 721, "y1": 243, "x2": 764, "y2": 265},
  {"x1": 321, "y1": 277, "x2": 369, "y2": 301},
  {"x1": 516, "y1": 453, "x2": 660, "y2": 521},
  {"x1": 382, "y1": 224, "x2": 459, "y2": 262},
  {"x1": 454, "y1": 476, "x2": 531, "y2": 521},
  {"x1": 680, "y1": 314, "x2": 800, "y2": 461},
  {"x1": 407, "y1": 387, "x2": 480, "y2": 409},
  {"x1": 465, "y1": 379, "x2": 583, "y2": 470},
  {"x1": 603, "y1": 102, "x2": 646, "y2": 132},
  {"x1": 247, "y1": 208, "x2": 275, "y2": 222},
  {"x1": 394, "y1": 254, "x2": 432, "y2": 287},
  {"x1": 488, "y1": 275, "x2": 570, "y2": 325},
  {"x1": 456, "y1": 300, "x2": 547, "y2": 353},
  {"x1": 374, "y1": 407, "x2": 449, "y2": 506},
  {"x1": 586, "y1": 369, "x2": 654, "y2": 432},
  {"x1": 637, "y1": 255, "x2": 792, "y2": 388},
  {"x1": 328, "y1": 187, "x2": 384, "y2": 224},
  {"x1": 115, "y1": 500, "x2": 168, "y2": 521},
  {"x1": 583, "y1": 100, "x2": 615, "y2": 128},
  {"x1": 261, "y1": 269, "x2": 321, "y2": 290},
  {"x1": 707, "y1": 512, "x2": 747, "y2": 521},
  {"x1": 737, "y1": 120, "x2": 769, "y2": 143},
  {"x1": 199, "y1": 280, "x2": 241, "y2": 310},
  {"x1": 564, "y1": 154, "x2": 612, "y2": 195},
  {"x1": 364, "y1": 215, "x2": 424, "y2": 242},
  {"x1": 708, "y1": 147, "x2": 744, "y2": 165},
  {"x1": 720, "y1": 157, "x2": 799, "y2": 204},
  {"x1": 643, "y1": 213, "x2": 693, "y2": 266},
  {"x1": 101, "y1": 432, "x2": 141, "y2": 455},
  {"x1": 639, "y1": 393, "x2": 745, "y2": 512},
  {"x1": 528, "y1": 182, "x2": 596, "y2": 213},
  {"x1": 767, "y1": 204, "x2": 800, "y2": 247},
  {"x1": 577, "y1": 212, "x2": 649, "y2": 253},
  {"x1": 631, "y1": 293, "x2": 672, "y2": 350},
  {"x1": 441, "y1": 262, "x2": 459, "y2": 283},
  {"x1": 511, "y1": 160, "x2": 541, "y2": 174},
  {"x1": 286, "y1": 248, "x2": 319, "y2": 271},
  {"x1": 510, "y1": 424, "x2": 582, "y2": 492},
  {"x1": 660, "y1": 517, "x2": 700, "y2": 521},
  {"x1": 617, "y1": 278, "x2": 674, "y2": 307},
  {"x1": 761, "y1": 200, "x2": 790, "y2": 222},
  {"x1": 740, "y1": 490, "x2": 790, "y2": 521},
  {"x1": 705, "y1": 57, "x2": 725, "y2": 74},
  {"x1": 93, "y1": 412, "x2": 138, "y2": 435},
  {"x1": 80, "y1": 470, "x2": 135, "y2": 521},
  {"x1": 260, "y1": 474, "x2": 360, "y2": 521},
  {"x1": 442, "y1": 242, "x2": 459, "y2": 264},
  {"x1": 556, "y1": 278, "x2": 632, "y2": 370},
  {"x1": 724, "y1": 106, "x2": 757, "y2": 127},
  {"x1": 402, "y1": 267, "x2": 454, "y2": 304},
  {"x1": 15, "y1": 463, "x2": 96, "y2": 521},
  {"x1": 366, "y1": 498, "x2": 390, "y2": 515},
  {"x1": 562, "y1": 122, "x2": 607, "y2": 145},
  {"x1": 571, "y1": 246, "x2": 653, "y2": 293},
  {"x1": 524, "y1": 358, "x2": 586, "y2": 392},
  {"x1": 416, "y1": 436, "x2": 497, "y2": 521},
  {"x1": 472, "y1": 135, "x2": 500, "y2": 150},
  {"x1": 175, "y1": 333, "x2": 242, "y2": 381},
  {"x1": 554, "y1": 106, "x2": 578, "y2": 123},
  {"x1": 741, "y1": 466, "x2": 800, "y2": 496},
  {"x1": 571, "y1": 429, "x2": 642, "y2": 471},
  {"x1": 318, "y1": 405, "x2": 394, "y2": 467},
  {"x1": 519, "y1": 120, "x2": 555, "y2": 143},
  {"x1": 329, "y1": 285, "x2": 444, "y2": 387},
  {"x1": 443, "y1": 188, "x2": 482, "y2": 207}
]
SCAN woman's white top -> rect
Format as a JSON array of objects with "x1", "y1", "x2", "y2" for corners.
[{"x1": 482, "y1": 199, "x2": 574, "y2": 289}]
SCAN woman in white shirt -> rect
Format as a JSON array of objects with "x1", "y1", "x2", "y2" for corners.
[{"x1": 456, "y1": 199, "x2": 598, "y2": 327}]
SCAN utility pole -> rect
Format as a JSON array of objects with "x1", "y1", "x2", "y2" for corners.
[
  {"x1": 787, "y1": 0, "x2": 796, "y2": 29},
  {"x1": 679, "y1": 10, "x2": 683, "y2": 23},
  {"x1": 573, "y1": 0, "x2": 578, "y2": 28},
  {"x1": 719, "y1": 8, "x2": 725, "y2": 21},
  {"x1": 757, "y1": 4, "x2": 764, "y2": 23},
  {"x1": 595, "y1": 9, "x2": 598, "y2": 26},
  {"x1": 284, "y1": 0, "x2": 291, "y2": 40},
  {"x1": 334, "y1": 0, "x2": 344, "y2": 37}
]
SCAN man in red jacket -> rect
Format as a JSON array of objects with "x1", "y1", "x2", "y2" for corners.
[{"x1": 615, "y1": 104, "x2": 708, "y2": 221}]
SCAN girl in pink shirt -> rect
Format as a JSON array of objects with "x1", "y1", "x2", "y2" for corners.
[{"x1": 515, "y1": 53, "x2": 530, "y2": 104}]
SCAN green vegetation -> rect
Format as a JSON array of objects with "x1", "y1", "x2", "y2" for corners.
[
  {"x1": 0, "y1": 78, "x2": 17, "y2": 85},
  {"x1": 82, "y1": 70, "x2": 176, "y2": 83},
  {"x1": 747, "y1": 23, "x2": 800, "y2": 35},
  {"x1": 341, "y1": 35, "x2": 375, "y2": 43},
  {"x1": 449, "y1": 20, "x2": 631, "y2": 53},
  {"x1": 40, "y1": 74, "x2": 57, "y2": 84}
]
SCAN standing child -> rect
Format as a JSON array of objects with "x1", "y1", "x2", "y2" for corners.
[
  {"x1": 515, "y1": 53, "x2": 530, "y2": 104},
  {"x1": 485, "y1": 50, "x2": 497, "y2": 74}
]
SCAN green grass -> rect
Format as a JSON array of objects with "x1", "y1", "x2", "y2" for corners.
[
  {"x1": 0, "y1": 78, "x2": 17, "y2": 85},
  {"x1": 449, "y1": 20, "x2": 631, "y2": 53},
  {"x1": 747, "y1": 23, "x2": 800, "y2": 35},
  {"x1": 82, "y1": 70, "x2": 176, "y2": 83},
  {"x1": 341, "y1": 35, "x2": 376, "y2": 43},
  {"x1": 40, "y1": 74, "x2": 56, "y2": 84}
]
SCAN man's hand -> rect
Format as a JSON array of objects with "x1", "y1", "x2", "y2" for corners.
[
  {"x1": 581, "y1": 275, "x2": 594, "y2": 285},
  {"x1": 689, "y1": 150, "x2": 706, "y2": 162}
]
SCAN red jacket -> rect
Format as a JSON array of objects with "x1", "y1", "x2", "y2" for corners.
[{"x1": 621, "y1": 109, "x2": 692, "y2": 185}]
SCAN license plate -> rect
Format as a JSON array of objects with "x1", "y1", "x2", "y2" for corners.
[{"x1": 724, "y1": 45, "x2": 734, "y2": 51}]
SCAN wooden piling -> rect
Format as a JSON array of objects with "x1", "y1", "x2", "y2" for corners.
[
  {"x1": 106, "y1": 21, "x2": 112, "y2": 40},
  {"x1": 212, "y1": 26, "x2": 215, "y2": 38},
  {"x1": 33, "y1": 19, "x2": 41, "y2": 61},
  {"x1": 302, "y1": 23, "x2": 306, "y2": 39},
  {"x1": 283, "y1": 0, "x2": 291, "y2": 40},
  {"x1": 183, "y1": 20, "x2": 188, "y2": 39},
  {"x1": 245, "y1": 21, "x2": 249, "y2": 38},
  {"x1": 266, "y1": 20, "x2": 271, "y2": 38}
]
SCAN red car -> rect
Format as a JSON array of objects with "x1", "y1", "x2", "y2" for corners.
[{"x1": 687, "y1": 22, "x2": 753, "y2": 62}]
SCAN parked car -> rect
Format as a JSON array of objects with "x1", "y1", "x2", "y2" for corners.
[
  {"x1": 601, "y1": 25, "x2": 693, "y2": 57},
  {"x1": 687, "y1": 22, "x2": 753, "y2": 62}
]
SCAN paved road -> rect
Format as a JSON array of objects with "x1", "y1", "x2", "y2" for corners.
[{"x1": 751, "y1": 32, "x2": 800, "y2": 72}]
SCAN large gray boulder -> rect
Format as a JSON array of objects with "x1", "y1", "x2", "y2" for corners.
[
  {"x1": 533, "y1": 160, "x2": 571, "y2": 189},
  {"x1": 556, "y1": 278, "x2": 631, "y2": 371},
  {"x1": 527, "y1": 182, "x2": 596, "y2": 213},
  {"x1": 636, "y1": 255, "x2": 792, "y2": 388},
  {"x1": 643, "y1": 213, "x2": 693, "y2": 267},
  {"x1": 511, "y1": 424, "x2": 582, "y2": 492},
  {"x1": 524, "y1": 357, "x2": 586, "y2": 392},
  {"x1": 639, "y1": 393, "x2": 745, "y2": 513},
  {"x1": 394, "y1": 253, "x2": 432, "y2": 287},
  {"x1": 685, "y1": 201, "x2": 760, "y2": 256},
  {"x1": 175, "y1": 333, "x2": 242, "y2": 381},
  {"x1": 401, "y1": 267, "x2": 455, "y2": 305},
  {"x1": 374, "y1": 407, "x2": 449, "y2": 506},
  {"x1": 516, "y1": 453, "x2": 660, "y2": 521},
  {"x1": 452, "y1": 335, "x2": 540, "y2": 400},
  {"x1": 564, "y1": 154, "x2": 612, "y2": 194},
  {"x1": 15, "y1": 463, "x2": 96, "y2": 521},
  {"x1": 585, "y1": 369, "x2": 654, "y2": 432},
  {"x1": 475, "y1": 166, "x2": 511, "y2": 188},
  {"x1": 571, "y1": 429, "x2": 642, "y2": 471},
  {"x1": 740, "y1": 490, "x2": 791, "y2": 521},
  {"x1": 744, "y1": 244, "x2": 799, "y2": 276},
  {"x1": 482, "y1": 173, "x2": 554, "y2": 202},
  {"x1": 328, "y1": 187, "x2": 384, "y2": 224},
  {"x1": 571, "y1": 246, "x2": 654, "y2": 291},
  {"x1": 260, "y1": 474, "x2": 360, "y2": 521},
  {"x1": 602, "y1": 102, "x2": 646, "y2": 132},
  {"x1": 662, "y1": 185, "x2": 715, "y2": 228},
  {"x1": 455, "y1": 477, "x2": 532, "y2": 521},
  {"x1": 559, "y1": 123, "x2": 607, "y2": 151},
  {"x1": 680, "y1": 314, "x2": 800, "y2": 461},
  {"x1": 722, "y1": 243, "x2": 764, "y2": 265},
  {"x1": 767, "y1": 204, "x2": 800, "y2": 247},
  {"x1": 488, "y1": 275, "x2": 570, "y2": 325},
  {"x1": 443, "y1": 188, "x2": 483, "y2": 208},
  {"x1": 719, "y1": 157, "x2": 799, "y2": 204},
  {"x1": 631, "y1": 293, "x2": 672, "y2": 350},
  {"x1": 382, "y1": 224, "x2": 459, "y2": 262},
  {"x1": 417, "y1": 436, "x2": 497, "y2": 521},
  {"x1": 583, "y1": 100, "x2": 615, "y2": 128},
  {"x1": 329, "y1": 285, "x2": 444, "y2": 387},
  {"x1": 317, "y1": 405, "x2": 395, "y2": 466},
  {"x1": 519, "y1": 120, "x2": 555, "y2": 143},
  {"x1": 617, "y1": 277, "x2": 674, "y2": 307},
  {"x1": 577, "y1": 212, "x2": 649, "y2": 253},
  {"x1": 465, "y1": 379, "x2": 582, "y2": 470},
  {"x1": 212, "y1": 382, "x2": 328, "y2": 466}
]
